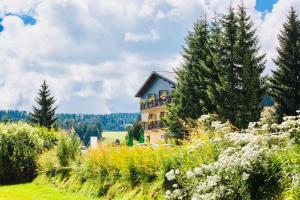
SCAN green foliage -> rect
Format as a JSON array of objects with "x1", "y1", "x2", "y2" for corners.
[
  {"x1": 214, "y1": 5, "x2": 266, "y2": 129},
  {"x1": 269, "y1": 7, "x2": 300, "y2": 121},
  {"x1": 0, "y1": 122, "x2": 57, "y2": 184},
  {"x1": 132, "y1": 121, "x2": 142, "y2": 141},
  {"x1": 56, "y1": 131, "x2": 81, "y2": 167},
  {"x1": 164, "y1": 112, "x2": 299, "y2": 199},
  {"x1": 29, "y1": 80, "x2": 58, "y2": 129},
  {"x1": 165, "y1": 4, "x2": 266, "y2": 135},
  {"x1": 165, "y1": 17, "x2": 214, "y2": 137},
  {"x1": 35, "y1": 111, "x2": 300, "y2": 199},
  {"x1": 37, "y1": 138, "x2": 218, "y2": 198}
]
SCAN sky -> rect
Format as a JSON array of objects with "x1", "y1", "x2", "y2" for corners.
[{"x1": 0, "y1": 0, "x2": 298, "y2": 114}]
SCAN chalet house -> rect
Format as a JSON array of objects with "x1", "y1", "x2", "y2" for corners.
[{"x1": 135, "y1": 71, "x2": 176, "y2": 143}]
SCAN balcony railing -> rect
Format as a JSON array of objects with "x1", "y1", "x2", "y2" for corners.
[
  {"x1": 140, "y1": 96, "x2": 172, "y2": 110},
  {"x1": 142, "y1": 120, "x2": 164, "y2": 130}
]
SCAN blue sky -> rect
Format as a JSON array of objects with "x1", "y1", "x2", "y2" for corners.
[
  {"x1": 256, "y1": 0, "x2": 278, "y2": 12},
  {"x1": 0, "y1": 0, "x2": 298, "y2": 114}
]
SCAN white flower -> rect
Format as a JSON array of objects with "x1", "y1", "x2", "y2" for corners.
[
  {"x1": 186, "y1": 170, "x2": 194, "y2": 179},
  {"x1": 194, "y1": 167, "x2": 202, "y2": 175},
  {"x1": 172, "y1": 189, "x2": 181, "y2": 197},
  {"x1": 166, "y1": 170, "x2": 176, "y2": 181},
  {"x1": 165, "y1": 190, "x2": 171, "y2": 195},
  {"x1": 206, "y1": 175, "x2": 221, "y2": 188},
  {"x1": 261, "y1": 124, "x2": 268, "y2": 130},
  {"x1": 242, "y1": 172, "x2": 250, "y2": 181},
  {"x1": 172, "y1": 184, "x2": 178, "y2": 188},
  {"x1": 175, "y1": 169, "x2": 180, "y2": 175},
  {"x1": 192, "y1": 193, "x2": 200, "y2": 200}
]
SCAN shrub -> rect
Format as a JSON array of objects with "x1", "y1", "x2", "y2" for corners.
[
  {"x1": 164, "y1": 112, "x2": 299, "y2": 200},
  {"x1": 56, "y1": 131, "x2": 81, "y2": 167},
  {"x1": 0, "y1": 122, "x2": 57, "y2": 184}
]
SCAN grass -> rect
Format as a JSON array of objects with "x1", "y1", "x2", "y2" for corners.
[
  {"x1": 100, "y1": 131, "x2": 126, "y2": 144},
  {"x1": 0, "y1": 182, "x2": 95, "y2": 200}
]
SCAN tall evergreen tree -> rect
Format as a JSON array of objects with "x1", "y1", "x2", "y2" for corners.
[
  {"x1": 214, "y1": 6, "x2": 240, "y2": 126},
  {"x1": 235, "y1": 4, "x2": 266, "y2": 128},
  {"x1": 207, "y1": 15, "x2": 224, "y2": 114},
  {"x1": 29, "y1": 81, "x2": 57, "y2": 129},
  {"x1": 164, "y1": 17, "x2": 213, "y2": 136},
  {"x1": 269, "y1": 7, "x2": 300, "y2": 120},
  {"x1": 215, "y1": 5, "x2": 265, "y2": 128}
]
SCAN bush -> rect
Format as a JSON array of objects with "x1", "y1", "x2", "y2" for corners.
[
  {"x1": 0, "y1": 122, "x2": 57, "y2": 184},
  {"x1": 164, "y1": 112, "x2": 299, "y2": 200},
  {"x1": 56, "y1": 131, "x2": 81, "y2": 167}
]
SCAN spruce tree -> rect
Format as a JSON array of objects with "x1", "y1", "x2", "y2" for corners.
[
  {"x1": 29, "y1": 81, "x2": 57, "y2": 129},
  {"x1": 214, "y1": 6, "x2": 240, "y2": 126},
  {"x1": 269, "y1": 7, "x2": 300, "y2": 120},
  {"x1": 207, "y1": 16, "x2": 224, "y2": 114},
  {"x1": 215, "y1": 5, "x2": 266, "y2": 129},
  {"x1": 235, "y1": 4, "x2": 266, "y2": 128},
  {"x1": 164, "y1": 17, "x2": 213, "y2": 136}
]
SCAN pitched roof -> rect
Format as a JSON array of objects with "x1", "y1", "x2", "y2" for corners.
[
  {"x1": 135, "y1": 71, "x2": 177, "y2": 97},
  {"x1": 155, "y1": 71, "x2": 177, "y2": 84}
]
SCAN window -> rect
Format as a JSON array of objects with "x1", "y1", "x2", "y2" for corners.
[
  {"x1": 148, "y1": 114, "x2": 156, "y2": 121},
  {"x1": 159, "y1": 90, "x2": 168, "y2": 100},
  {"x1": 160, "y1": 134, "x2": 165, "y2": 140},
  {"x1": 148, "y1": 93, "x2": 156, "y2": 101}
]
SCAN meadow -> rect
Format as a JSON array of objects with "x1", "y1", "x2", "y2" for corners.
[
  {"x1": 0, "y1": 183, "x2": 95, "y2": 200},
  {"x1": 100, "y1": 131, "x2": 126, "y2": 144}
]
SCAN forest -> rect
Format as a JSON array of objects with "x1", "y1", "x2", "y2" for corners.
[{"x1": 0, "y1": 110, "x2": 139, "y2": 145}]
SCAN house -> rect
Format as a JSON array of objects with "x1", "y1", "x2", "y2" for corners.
[{"x1": 135, "y1": 71, "x2": 176, "y2": 144}]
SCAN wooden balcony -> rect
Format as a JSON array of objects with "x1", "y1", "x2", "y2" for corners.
[
  {"x1": 140, "y1": 96, "x2": 172, "y2": 111},
  {"x1": 142, "y1": 120, "x2": 164, "y2": 130}
]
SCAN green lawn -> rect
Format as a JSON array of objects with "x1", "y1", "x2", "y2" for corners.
[
  {"x1": 0, "y1": 183, "x2": 95, "y2": 200},
  {"x1": 100, "y1": 131, "x2": 126, "y2": 144}
]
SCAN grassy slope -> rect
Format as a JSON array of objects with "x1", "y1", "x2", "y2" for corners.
[
  {"x1": 100, "y1": 131, "x2": 126, "y2": 144},
  {"x1": 0, "y1": 183, "x2": 95, "y2": 200}
]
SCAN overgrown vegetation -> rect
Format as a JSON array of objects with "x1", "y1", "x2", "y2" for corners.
[
  {"x1": 164, "y1": 112, "x2": 300, "y2": 199},
  {"x1": 0, "y1": 123, "x2": 57, "y2": 184},
  {"x1": 33, "y1": 111, "x2": 299, "y2": 199}
]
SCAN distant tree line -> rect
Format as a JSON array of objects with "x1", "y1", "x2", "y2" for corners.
[{"x1": 0, "y1": 110, "x2": 139, "y2": 144}]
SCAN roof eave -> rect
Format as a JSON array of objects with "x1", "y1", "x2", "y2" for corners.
[{"x1": 135, "y1": 71, "x2": 176, "y2": 98}]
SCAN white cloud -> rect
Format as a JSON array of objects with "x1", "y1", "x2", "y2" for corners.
[
  {"x1": 0, "y1": 0, "x2": 298, "y2": 113},
  {"x1": 124, "y1": 29, "x2": 160, "y2": 42}
]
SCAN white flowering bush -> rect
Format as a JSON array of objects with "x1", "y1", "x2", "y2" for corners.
[{"x1": 165, "y1": 112, "x2": 300, "y2": 200}]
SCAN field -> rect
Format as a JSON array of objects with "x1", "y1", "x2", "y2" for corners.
[
  {"x1": 0, "y1": 183, "x2": 95, "y2": 200},
  {"x1": 100, "y1": 131, "x2": 127, "y2": 144}
]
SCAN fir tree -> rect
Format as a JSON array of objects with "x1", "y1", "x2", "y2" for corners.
[
  {"x1": 214, "y1": 6, "x2": 240, "y2": 126},
  {"x1": 269, "y1": 7, "x2": 300, "y2": 120},
  {"x1": 235, "y1": 4, "x2": 266, "y2": 128},
  {"x1": 164, "y1": 17, "x2": 213, "y2": 136},
  {"x1": 207, "y1": 15, "x2": 224, "y2": 114},
  {"x1": 215, "y1": 5, "x2": 265, "y2": 128},
  {"x1": 29, "y1": 81, "x2": 57, "y2": 129}
]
